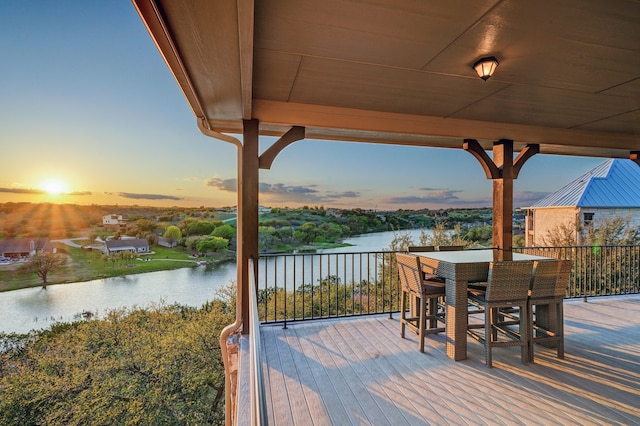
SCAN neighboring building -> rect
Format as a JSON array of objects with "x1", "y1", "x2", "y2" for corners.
[
  {"x1": 326, "y1": 208, "x2": 342, "y2": 218},
  {"x1": 104, "y1": 238, "x2": 150, "y2": 255},
  {"x1": 103, "y1": 214, "x2": 126, "y2": 227},
  {"x1": 523, "y1": 159, "x2": 640, "y2": 245},
  {"x1": 0, "y1": 238, "x2": 53, "y2": 259}
]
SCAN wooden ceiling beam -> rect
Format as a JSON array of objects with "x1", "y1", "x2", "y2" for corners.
[
  {"x1": 251, "y1": 100, "x2": 637, "y2": 156},
  {"x1": 237, "y1": 0, "x2": 254, "y2": 119}
]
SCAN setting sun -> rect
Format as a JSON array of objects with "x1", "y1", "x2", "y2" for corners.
[{"x1": 41, "y1": 179, "x2": 69, "y2": 195}]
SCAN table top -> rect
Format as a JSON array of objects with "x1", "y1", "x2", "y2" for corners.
[{"x1": 414, "y1": 248, "x2": 550, "y2": 264}]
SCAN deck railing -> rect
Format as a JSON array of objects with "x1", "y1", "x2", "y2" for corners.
[
  {"x1": 513, "y1": 245, "x2": 640, "y2": 298},
  {"x1": 257, "y1": 251, "x2": 399, "y2": 325},
  {"x1": 257, "y1": 245, "x2": 640, "y2": 323}
]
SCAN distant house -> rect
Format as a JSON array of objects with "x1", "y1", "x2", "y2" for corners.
[
  {"x1": 326, "y1": 208, "x2": 342, "y2": 218},
  {"x1": 104, "y1": 238, "x2": 150, "y2": 255},
  {"x1": 0, "y1": 238, "x2": 53, "y2": 259},
  {"x1": 103, "y1": 214, "x2": 126, "y2": 227},
  {"x1": 523, "y1": 159, "x2": 640, "y2": 245}
]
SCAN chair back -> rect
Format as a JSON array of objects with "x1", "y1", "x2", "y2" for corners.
[
  {"x1": 530, "y1": 259, "x2": 572, "y2": 300},
  {"x1": 554, "y1": 259, "x2": 572, "y2": 298},
  {"x1": 408, "y1": 245, "x2": 435, "y2": 252},
  {"x1": 486, "y1": 261, "x2": 534, "y2": 303},
  {"x1": 438, "y1": 245, "x2": 464, "y2": 251},
  {"x1": 529, "y1": 260, "x2": 559, "y2": 299},
  {"x1": 395, "y1": 253, "x2": 422, "y2": 295}
]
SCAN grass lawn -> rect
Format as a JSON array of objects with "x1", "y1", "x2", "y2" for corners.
[{"x1": 0, "y1": 244, "x2": 234, "y2": 292}]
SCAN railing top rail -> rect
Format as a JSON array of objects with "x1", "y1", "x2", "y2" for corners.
[
  {"x1": 258, "y1": 247, "x2": 500, "y2": 258},
  {"x1": 515, "y1": 244, "x2": 640, "y2": 249},
  {"x1": 259, "y1": 250, "x2": 393, "y2": 257},
  {"x1": 248, "y1": 257, "x2": 267, "y2": 426}
]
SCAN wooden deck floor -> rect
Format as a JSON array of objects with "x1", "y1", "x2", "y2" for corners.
[{"x1": 258, "y1": 295, "x2": 640, "y2": 425}]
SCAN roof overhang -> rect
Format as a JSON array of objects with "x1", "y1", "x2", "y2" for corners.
[{"x1": 133, "y1": 0, "x2": 640, "y2": 158}]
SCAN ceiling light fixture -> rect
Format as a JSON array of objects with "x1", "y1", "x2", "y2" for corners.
[{"x1": 473, "y1": 56, "x2": 499, "y2": 81}]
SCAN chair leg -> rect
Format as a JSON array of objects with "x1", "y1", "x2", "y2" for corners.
[
  {"x1": 519, "y1": 304, "x2": 529, "y2": 365},
  {"x1": 527, "y1": 301, "x2": 535, "y2": 363},
  {"x1": 400, "y1": 290, "x2": 407, "y2": 338},
  {"x1": 557, "y1": 301, "x2": 564, "y2": 359},
  {"x1": 428, "y1": 297, "x2": 438, "y2": 329},
  {"x1": 419, "y1": 296, "x2": 426, "y2": 353},
  {"x1": 529, "y1": 300, "x2": 564, "y2": 362},
  {"x1": 490, "y1": 308, "x2": 499, "y2": 341},
  {"x1": 485, "y1": 307, "x2": 492, "y2": 367}
]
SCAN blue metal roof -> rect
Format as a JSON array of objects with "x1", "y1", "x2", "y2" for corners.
[{"x1": 527, "y1": 159, "x2": 640, "y2": 208}]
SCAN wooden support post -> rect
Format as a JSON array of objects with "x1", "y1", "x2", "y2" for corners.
[
  {"x1": 464, "y1": 140, "x2": 539, "y2": 261},
  {"x1": 493, "y1": 141, "x2": 513, "y2": 261},
  {"x1": 238, "y1": 119, "x2": 260, "y2": 334}
]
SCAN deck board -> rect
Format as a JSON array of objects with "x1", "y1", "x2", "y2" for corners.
[{"x1": 259, "y1": 295, "x2": 640, "y2": 425}]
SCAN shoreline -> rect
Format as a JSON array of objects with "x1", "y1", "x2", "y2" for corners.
[{"x1": 0, "y1": 241, "x2": 355, "y2": 293}]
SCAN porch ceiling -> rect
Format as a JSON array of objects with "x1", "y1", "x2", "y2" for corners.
[{"x1": 133, "y1": 0, "x2": 640, "y2": 158}]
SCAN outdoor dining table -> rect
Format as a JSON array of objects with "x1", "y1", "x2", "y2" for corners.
[{"x1": 416, "y1": 248, "x2": 551, "y2": 361}]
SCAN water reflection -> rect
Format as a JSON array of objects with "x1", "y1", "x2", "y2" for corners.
[
  {"x1": 1, "y1": 262, "x2": 237, "y2": 334},
  {"x1": 0, "y1": 230, "x2": 422, "y2": 334}
]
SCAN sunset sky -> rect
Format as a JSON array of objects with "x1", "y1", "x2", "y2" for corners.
[{"x1": 0, "y1": 1, "x2": 603, "y2": 210}]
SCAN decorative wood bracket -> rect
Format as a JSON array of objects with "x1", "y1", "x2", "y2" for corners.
[
  {"x1": 463, "y1": 139, "x2": 539, "y2": 180},
  {"x1": 259, "y1": 126, "x2": 305, "y2": 169},
  {"x1": 512, "y1": 143, "x2": 540, "y2": 179},
  {"x1": 631, "y1": 151, "x2": 640, "y2": 167},
  {"x1": 463, "y1": 139, "x2": 500, "y2": 179}
]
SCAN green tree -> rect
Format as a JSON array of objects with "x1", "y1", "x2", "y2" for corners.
[
  {"x1": 212, "y1": 224, "x2": 235, "y2": 240},
  {"x1": 134, "y1": 218, "x2": 158, "y2": 233},
  {"x1": 541, "y1": 220, "x2": 579, "y2": 246},
  {"x1": 421, "y1": 222, "x2": 467, "y2": 248},
  {"x1": 542, "y1": 214, "x2": 640, "y2": 246},
  {"x1": 185, "y1": 235, "x2": 205, "y2": 252},
  {"x1": 183, "y1": 220, "x2": 220, "y2": 236},
  {"x1": 197, "y1": 236, "x2": 228, "y2": 254},
  {"x1": 163, "y1": 225, "x2": 182, "y2": 247},
  {"x1": 0, "y1": 302, "x2": 233, "y2": 425},
  {"x1": 463, "y1": 225, "x2": 492, "y2": 246},
  {"x1": 295, "y1": 222, "x2": 318, "y2": 243},
  {"x1": 581, "y1": 215, "x2": 640, "y2": 245},
  {"x1": 19, "y1": 252, "x2": 67, "y2": 288},
  {"x1": 318, "y1": 222, "x2": 343, "y2": 242},
  {"x1": 258, "y1": 226, "x2": 278, "y2": 251}
]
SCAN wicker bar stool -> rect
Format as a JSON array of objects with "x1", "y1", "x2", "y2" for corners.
[
  {"x1": 528, "y1": 259, "x2": 572, "y2": 362},
  {"x1": 467, "y1": 260, "x2": 534, "y2": 367},
  {"x1": 396, "y1": 253, "x2": 446, "y2": 353},
  {"x1": 407, "y1": 246, "x2": 442, "y2": 314}
]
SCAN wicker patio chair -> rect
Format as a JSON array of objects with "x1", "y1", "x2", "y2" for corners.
[
  {"x1": 467, "y1": 260, "x2": 534, "y2": 367},
  {"x1": 527, "y1": 259, "x2": 572, "y2": 362},
  {"x1": 396, "y1": 253, "x2": 446, "y2": 353},
  {"x1": 407, "y1": 246, "x2": 441, "y2": 314},
  {"x1": 408, "y1": 246, "x2": 442, "y2": 278}
]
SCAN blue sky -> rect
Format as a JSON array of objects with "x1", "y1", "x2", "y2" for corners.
[{"x1": 0, "y1": 1, "x2": 603, "y2": 210}]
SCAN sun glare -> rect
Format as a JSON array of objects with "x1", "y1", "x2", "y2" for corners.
[{"x1": 41, "y1": 179, "x2": 68, "y2": 195}]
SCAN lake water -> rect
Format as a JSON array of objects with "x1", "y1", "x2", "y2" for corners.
[{"x1": 0, "y1": 229, "x2": 426, "y2": 334}]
